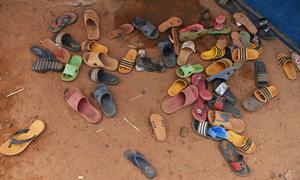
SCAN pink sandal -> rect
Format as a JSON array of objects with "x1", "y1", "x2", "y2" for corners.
[
  {"x1": 192, "y1": 98, "x2": 207, "y2": 121},
  {"x1": 191, "y1": 73, "x2": 212, "y2": 101},
  {"x1": 179, "y1": 24, "x2": 204, "y2": 33}
]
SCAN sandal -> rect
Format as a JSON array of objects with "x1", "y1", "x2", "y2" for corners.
[
  {"x1": 206, "y1": 25, "x2": 231, "y2": 35},
  {"x1": 191, "y1": 73, "x2": 212, "y2": 101},
  {"x1": 136, "y1": 56, "x2": 166, "y2": 72},
  {"x1": 291, "y1": 52, "x2": 300, "y2": 72},
  {"x1": 30, "y1": 45, "x2": 57, "y2": 61},
  {"x1": 168, "y1": 27, "x2": 180, "y2": 55},
  {"x1": 208, "y1": 94, "x2": 241, "y2": 118},
  {"x1": 276, "y1": 53, "x2": 297, "y2": 80},
  {"x1": 192, "y1": 98, "x2": 207, "y2": 121},
  {"x1": 118, "y1": 49, "x2": 138, "y2": 73},
  {"x1": 179, "y1": 23, "x2": 204, "y2": 33},
  {"x1": 255, "y1": 60, "x2": 269, "y2": 88},
  {"x1": 231, "y1": 31, "x2": 244, "y2": 48},
  {"x1": 158, "y1": 16, "x2": 182, "y2": 32},
  {"x1": 213, "y1": 79, "x2": 237, "y2": 104},
  {"x1": 233, "y1": 12, "x2": 257, "y2": 34},
  {"x1": 205, "y1": 58, "x2": 233, "y2": 76},
  {"x1": 158, "y1": 41, "x2": 176, "y2": 68},
  {"x1": 167, "y1": 78, "x2": 190, "y2": 96},
  {"x1": 227, "y1": 131, "x2": 256, "y2": 154},
  {"x1": 231, "y1": 48, "x2": 259, "y2": 63},
  {"x1": 54, "y1": 32, "x2": 80, "y2": 52},
  {"x1": 84, "y1": 10, "x2": 100, "y2": 40},
  {"x1": 192, "y1": 120, "x2": 226, "y2": 141},
  {"x1": 81, "y1": 40, "x2": 108, "y2": 54},
  {"x1": 40, "y1": 39, "x2": 70, "y2": 63},
  {"x1": 89, "y1": 69, "x2": 119, "y2": 85},
  {"x1": 207, "y1": 67, "x2": 236, "y2": 82},
  {"x1": 107, "y1": 23, "x2": 134, "y2": 39},
  {"x1": 179, "y1": 29, "x2": 207, "y2": 41},
  {"x1": 249, "y1": 38, "x2": 263, "y2": 55},
  {"x1": 200, "y1": 44, "x2": 225, "y2": 60},
  {"x1": 61, "y1": 55, "x2": 82, "y2": 81},
  {"x1": 83, "y1": 52, "x2": 119, "y2": 71},
  {"x1": 32, "y1": 58, "x2": 64, "y2": 73},
  {"x1": 93, "y1": 83, "x2": 117, "y2": 117},
  {"x1": 132, "y1": 17, "x2": 159, "y2": 39},
  {"x1": 48, "y1": 12, "x2": 77, "y2": 33},
  {"x1": 177, "y1": 41, "x2": 196, "y2": 66},
  {"x1": 150, "y1": 114, "x2": 166, "y2": 141},
  {"x1": 176, "y1": 64, "x2": 204, "y2": 78},
  {"x1": 239, "y1": 31, "x2": 250, "y2": 48}
]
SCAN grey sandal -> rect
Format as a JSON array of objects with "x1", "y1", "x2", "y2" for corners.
[{"x1": 32, "y1": 58, "x2": 64, "y2": 73}]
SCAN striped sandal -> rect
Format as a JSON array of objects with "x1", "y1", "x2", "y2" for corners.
[
  {"x1": 200, "y1": 45, "x2": 225, "y2": 60},
  {"x1": 255, "y1": 60, "x2": 269, "y2": 88},
  {"x1": 227, "y1": 130, "x2": 256, "y2": 154},
  {"x1": 205, "y1": 58, "x2": 233, "y2": 76},
  {"x1": 32, "y1": 58, "x2": 64, "y2": 73},
  {"x1": 232, "y1": 48, "x2": 259, "y2": 63},
  {"x1": 118, "y1": 49, "x2": 138, "y2": 74},
  {"x1": 276, "y1": 53, "x2": 297, "y2": 80},
  {"x1": 249, "y1": 39, "x2": 263, "y2": 55},
  {"x1": 81, "y1": 40, "x2": 108, "y2": 54},
  {"x1": 191, "y1": 120, "x2": 224, "y2": 141}
]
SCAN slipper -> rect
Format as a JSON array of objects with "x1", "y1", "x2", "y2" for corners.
[
  {"x1": 83, "y1": 52, "x2": 119, "y2": 71},
  {"x1": 208, "y1": 95, "x2": 241, "y2": 118},
  {"x1": 158, "y1": 16, "x2": 182, "y2": 32},
  {"x1": 227, "y1": 131, "x2": 256, "y2": 154},
  {"x1": 84, "y1": 10, "x2": 100, "y2": 40},
  {"x1": 161, "y1": 85, "x2": 198, "y2": 114},
  {"x1": 54, "y1": 32, "x2": 80, "y2": 52},
  {"x1": 89, "y1": 69, "x2": 119, "y2": 85},
  {"x1": 239, "y1": 31, "x2": 250, "y2": 48},
  {"x1": 214, "y1": 15, "x2": 226, "y2": 30},
  {"x1": 192, "y1": 98, "x2": 207, "y2": 121},
  {"x1": 255, "y1": 60, "x2": 269, "y2": 88},
  {"x1": 124, "y1": 150, "x2": 157, "y2": 179},
  {"x1": 208, "y1": 110, "x2": 245, "y2": 133},
  {"x1": 176, "y1": 64, "x2": 204, "y2": 78},
  {"x1": 246, "y1": 14, "x2": 276, "y2": 40},
  {"x1": 215, "y1": 0, "x2": 241, "y2": 14},
  {"x1": 30, "y1": 45, "x2": 57, "y2": 61},
  {"x1": 231, "y1": 31, "x2": 244, "y2": 48},
  {"x1": 118, "y1": 49, "x2": 138, "y2": 73},
  {"x1": 93, "y1": 83, "x2": 117, "y2": 117},
  {"x1": 205, "y1": 58, "x2": 233, "y2": 76},
  {"x1": 158, "y1": 41, "x2": 176, "y2": 68},
  {"x1": 179, "y1": 29, "x2": 207, "y2": 41},
  {"x1": 200, "y1": 44, "x2": 225, "y2": 60},
  {"x1": 219, "y1": 140, "x2": 250, "y2": 177},
  {"x1": 48, "y1": 12, "x2": 77, "y2": 33},
  {"x1": 179, "y1": 23, "x2": 204, "y2": 33},
  {"x1": 191, "y1": 73, "x2": 212, "y2": 101},
  {"x1": 168, "y1": 28, "x2": 180, "y2": 55},
  {"x1": 276, "y1": 53, "x2": 297, "y2": 80},
  {"x1": 107, "y1": 23, "x2": 134, "y2": 39},
  {"x1": 212, "y1": 79, "x2": 237, "y2": 104},
  {"x1": 65, "y1": 88, "x2": 102, "y2": 123},
  {"x1": 233, "y1": 13, "x2": 257, "y2": 34},
  {"x1": 167, "y1": 78, "x2": 190, "y2": 96},
  {"x1": 0, "y1": 120, "x2": 46, "y2": 156},
  {"x1": 231, "y1": 48, "x2": 259, "y2": 63},
  {"x1": 291, "y1": 52, "x2": 300, "y2": 72},
  {"x1": 40, "y1": 39, "x2": 70, "y2": 63},
  {"x1": 207, "y1": 67, "x2": 236, "y2": 82},
  {"x1": 206, "y1": 25, "x2": 231, "y2": 35},
  {"x1": 191, "y1": 120, "x2": 225, "y2": 141},
  {"x1": 150, "y1": 114, "x2": 166, "y2": 141},
  {"x1": 249, "y1": 38, "x2": 263, "y2": 55},
  {"x1": 81, "y1": 40, "x2": 108, "y2": 54},
  {"x1": 32, "y1": 58, "x2": 64, "y2": 73},
  {"x1": 177, "y1": 41, "x2": 196, "y2": 66},
  {"x1": 61, "y1": 55, "x2": 82, "y2": 81},
  {"x1": 132, "y1": 17, "x2": 159, "y2": 39}
]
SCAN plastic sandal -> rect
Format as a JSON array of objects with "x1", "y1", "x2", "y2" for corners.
[
  {"x1": 179, "y1": 23, "x2": 204, "y2": 33},
  {"x1": 40, "y1": 39, "x2": 70, "y2": 63},
  {"x1": 158, "y1": 16, "x2": 182, "y2": 32},
  {"x1": 30, "y1": 45, "x2": 57, "y2": 61},
  {"x1": 200, "y1": 44, "x2": 225, "y2": 60},
  {"x1": 84, "y1": 10, "x2": 100, "y2": 40},
  {"x1": 233, "y1": 12, "x2": 257, "y2": 34},
  {"x1": 89, "y1": 69, "x2": 119, "y2": 85},
  {"x1": 167, "y1": 78, "x2": 190, "y2": 96},
  {"x1": 255, "y1": 60, "x2": 269, "y2": 88},
  {"x1": 61, "y1": 55, "x2": 82, "y2": 81},
  {"x1": 231, "y1": 48, "x2": 259, "y2": 63},
  {"x1": 207, "y1": 67, "x2": 236, "y2": 82},
  {"x1": 191, "y1": 73, "x2": 212, "y2": 101},
  {"x1": 83, "y1": 52, "x2": 119, "y2": 71},
  {"x1": 179, "y1": 29, "x2": 207, "y2": 41},
  {"x1": 176, "y1": 64, "x2": 204, "y2": 78},
  {"x1": 291, "y1": 52, "x2": 300, "y2": 72},
  {"x1": 81, "y1": 40, "x2": 108, "y2": 54},
  {"x1": 212, "y1": 79, "x2": 237, "y2": 104},
  {"x1": 158, "y1": 41, "x2": 176, "y2": 68},
  {"x1": 191, "y1": 120, "x2": 224, "y2": 141},
  {"x1": 205, "y1": 58, "x2": 233, "y2": 76},
  {"x1": 132, "y1": 17, "x2": 159, "y2": 39},
  {"x1": 93, "y1": 83, "x2": 117, "y2": 117},
  {"x1": 150, "y1": 114, "x2": 166, "y2": 141},
  {"x1": 192, "y1": 98, "x2": 207, "y2": 121},
  {"x1": 177, "y1": 41, "x2": 196, "y2": 66},
  {"x1": 107, "y1": 23, "x2": 134, "y2": 39},
  {"x1": 48, "y1": 12, "x2": 77, "y2": 33},
  {"x1": 206, "y1": 25, "x2": 231, "y2": 35},
  {"x1": 32, "y1": 58, "x2": 64, "y2": 73},
  {"x1": 227, "y1": 131, "x2": 256, "y2": 154},
  {"x1": 118, "y1": 49, "x2": 138, "y2": 73},
  {"x1": 54, "y1": 32, "x2": 80, "y2": 52},
  {"x1": 276, "y1": 53, "x2": 297, "y2": 80},
  {"x1": 207, "y1": 95, "x2": 241, "y2": 118}
]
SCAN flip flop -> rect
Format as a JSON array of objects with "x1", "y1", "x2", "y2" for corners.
[
  {"x1": 233, "y1": 13, "x2": 257, "y2": 34},
  {"x1": 30, "y1": 45, "x2": 57, "y2": 61},
  {"x1": 207, "y1": 67, "x2": 236, "y2": 82},
  {"x1": 200, "y1": 44, "x2": 225, "y2": 60},
  {"x1": 231, "y1": 31, "x2": 244, "y2": 48},
  {"x1": 32, "y1": 58, "x2": 64, "y2": 73},
  {"x1": 54, "y1": 32, "x2": 80, "y2": 52},
  {"x1": 208, "y1": 95, "x2": 241, "y2": 118},
  {"x1": 179, "y1": 29, "x2": 208, "y2": 41},
  {"x1": 291, "y1": 52, "x2": 300, "y2": 72},
  {"x1": 93, "y1": 83, "x2": 117, "y2": 117},
  {"x1": 161, "y1": 85, "x2": 198, "y2": 114},
  {"x1": 227, "y1": 131, "x2": 256, "y2": 154},
  {"x1": 215, "y1": 0, "x2": 242, "y2": 14},
  {"x1": 107, "y1": 23, "x2": 134, "y2": 39},
  {"x1": 40, "y1": 39, "x2": 70, "y2": 63},
  {"x1": 179, "y1": 23, "x2": 204, "y2": 33},
  {"x1": 158, "y1": 41, "x2": 176, "y2": 68},
  {"x1": 206, "y1": 25, "x2": 231, "y2": 35},
  {"x1": 191, "y1": 73, "x2": 212, "y2": 101},
  {"x1": 231, "y1": 48, "x2": 259, "y2": 63},
  {"x1": 81, "y1": 40, "x2": 108, "y2": 54},
  {"x1": 61, "y1": 55, "x2": 82, "y2": 81},
  {"x1": 118, "y1": 49, "x2": 138, "y2": 73},
  {"x1": 158, "y1": 16, "x2": 182, "y2": 32},
  {"x1": 205, "y1": 58, "x2": 233, "y2": 76},
  {"x1": 168, "y1": 28, "x2": 180, "y2": 55},
  {"x1": 124, "y1": 150, "x2": 157, "y2": 179},
  {"x1": 191, "y1": 120, "x2": 225, "y2": 141},
  {"x1": 167, "y1": 78, "x2": 190, "y2": 96},
  {"x1": 255, "y1": 60, "x2": 269, "y2": 88},
  {"x1": 192, "y1": 98, "x2": 207, "y2": 121},
  {"x1": 208, "y1": 110, "x2": 245, "y2": 133},
  {"x1": 150, "y1": 114, "x2": 166, "y2": 141},
  {"x1": 212, "y1": 79, "x2": 237, "y2": 104},
  {"x1": 176, "y1": 64, "x2": 204, "y2": 78},
  {"x1": 83, "y1": 52, "x2": 119, "y2": 71},
  {"x1": 219, "y1": 140, "x2": 250, "y2": 177},
  {"x1": 239, "y1": 31, "x2": 250, "y2": 48},
  {"x1": 48, "y1": 12, "x2": 77, "y2": 33},
  {"x1": 276, "y1": 53, "x2": 297, "y2": 80},
  {"x1": 0, "y1": 120, "x2": 46, "y2": 156},
  {"x1": 89, "y1": 69, "x2": 119, "y2": 85},
  {"x1": 132, "y1": 17, "x2": 159, "y2": 39},
  {"x1": 84, "y1": 10, "x2": 100, "y2": 40},
  {"x1": 177, "y1": 41, "x2": 196, "y2": 66},
  {"x1": 65, "y1": 88, "x2": 102, "y2": 123}
]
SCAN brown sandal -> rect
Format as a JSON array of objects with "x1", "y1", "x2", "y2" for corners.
[{"x1": 84, "y1": 10, "x2": 100, "y2": 40}]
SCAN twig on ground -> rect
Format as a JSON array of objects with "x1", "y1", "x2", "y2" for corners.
[
  {"x1": 123, "y1": 117, "x2": 140, "y2": 132},
  {"x1": 96, "y1": 129, "x2": 104, "y2": 133},
  {"x1": 6, "y1": 88, "x2": 25, "y2": 97},
  {"x1": 129, "y1": 94, "x2": 144, "y2": 101}
]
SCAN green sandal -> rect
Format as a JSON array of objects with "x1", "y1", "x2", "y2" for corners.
[
  {"x1": 179, "y1": 29, "x2": 208, "y2": 41},
  {"x1": 176, "y1": 64, "x2": 204, "y2": 78},
  {"x1": 207, "y1": 25, "x2": 231, "y2": 35},
  {"x1": 61, "y1": 55, "x2": 82, "y2": 81}
]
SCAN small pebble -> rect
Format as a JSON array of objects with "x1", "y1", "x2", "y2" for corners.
[
  {"x1": 78, "y1": 176, "x2": 85, "y2": 179},
  {"x1": 180, "y1": 127, "x2": 188, "y2": 137}
]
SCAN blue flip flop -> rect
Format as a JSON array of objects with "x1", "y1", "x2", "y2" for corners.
[
  {"x1": 93, "y1": 83, "x2": 116, "y2": 117},
  {"x1": 30, "y1": 45, "x2": 57, "y2": 61}
]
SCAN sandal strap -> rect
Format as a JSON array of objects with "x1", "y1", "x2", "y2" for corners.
[
  {"x1": 230, "y1": 158, "x2": 247, "y2": 171},
  {"x1": 9, "y1": 129, "x2": 36, "y2": 147},
  {"x1": 197, "y1": 121, "x2": 208, "y2": 136},
  {"x1": 83, "y1": 40, "x2": 94, "y2": 51},
  {"x1": 258, "y1": 86, "x2": 273, "y2": 101},
  {"x1": 278, "y1": 56, "x2": 291, "y2": 66},
  {"x1": 215, "y1": 46, "x2": 224, "y2": 59},
  {"x1": 119, "y1": 59, "x2": 134, "y2": 70},
  {"x1": 256, "y1": 73, "x2": 269, "y2": 81},
  {"x1": 238, "y1": 48, "x2": 247, "y2": 63},
  {"x1": 239, "y1": 138, "x2": 253, "y2": 152},
  {"x1": 90, "y1": 69, "x2": 100, "y2": 82}
]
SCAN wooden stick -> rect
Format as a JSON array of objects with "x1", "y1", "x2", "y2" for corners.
[
  {"x1": 123, "y1": 117, "x2": 140, "y2": 132},
  {"x1": 129, "y1": 94, "x2": 143, "y2": 101},
  {"x1": 96, "y1": 129, "x2": 104, "y2": 133},
  {"x1": 6, "y1": 88, "x2": 25, "y2": 97}
]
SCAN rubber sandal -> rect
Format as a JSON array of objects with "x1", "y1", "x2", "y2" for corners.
[
  {"x1": 93, "y1": 83, "x2": 117, "y2": 117},
  {"x1": 192, "y1": 98, "x2": 207, "y2": 121},
  {"x1": 208, "y1": 110, "x2": 245, "y2": 133},
  {"x1": 246, "y1": 13, "x2": 276, "y2": 40},
  {"x1": 158, "y1": 16, "x2": 182, "y2": 32},
  {"x1": 206, "y1": 25, "x2": 231, "y2": 35},
  {"x1": 32, "y1": 58, "x2": 64, "y2": 73},
  {"x1": 231, "y1": 48, "x2": 259, "y2": 63},
  {"x1": 239, "y1": 31, "x2": 250, "y2": 48},
  {"x1": 231, "y1": 31, "x2": 244, "y2": 48},
  {"x1": 81, "y1": 40, "x2": 108, "y2": 54},
  {"x1": 191, "y1": 120, "x2": 225, "y2": 141},
  {"x1": 215, "y1": 0, "x2": 242, "y2": 14},
  {"x1": 191, "y1": 73, "x2": 212, "y2": 101},
  {"x1": 132, "y1": 17, "x2": 159, "y2": 39},
  {"x1": 208, "y1": 94, "x2": 241, "y2": 118},
  {"x1": 54, "y1": 32, "x2": 80, "y2": 52},
  {"x1": 65, "y1": 88, "x2": 102, "y2": 123},
  {"x1": 291, "y1": 52, "x2": 300, "y2": 72},
  {"x1": 176, "y1": 64, "x2": 204, "y2": 78},
  {"x1": 0, "y1": 120, "x2": 46, "y2": 156},
  {"x1": 83, "y1": 52, "x2": 119, "y2": 71},
  {"x1": 216, "y1": 38, "x2": 228, "y2": 49},
  {"x1": 48, "y1": 12, "x2": 77, "y2": 33},
  {"x1": 30, "y1": 45, "x2": 57, "y2": 61},
  {"x1": 249, "y1": 38, "x2": 263, "y2": 55},
  {"x1": 179, "y1": 29, "x2": 207, "y2": 41},
  {"x1": 207, "y1": 67, "x2": 236, "y2": 82},
  {"x1": 233, "y1": 13, "x2": 257, "y2": 34},
  {"x1": 161, "y1": 85, "x2": 198, "y2": 114},
  {"x1": 255, "y1": 60, "x2": 269, "y2": 88},
  {"x1": 118, "y1": 49, "x2": 138, "y2": 73},
  {"x1": 168, "y1": 28, "x2": 180, "y2": 55},
  {"x1": 179, "y1": 23, "x2": 204, "y2": 33},
  {"x1": 158, "y1": 41, "x2": 176, "y2": 68},
  {"x1": 40, "y1": 39, "x2": 70, "y2": 63},
  {"x1": 89, "y1": 69, "x2": 119, "y2": 85},
  {"x1": 150, "y1": 114, "x2": 166, "y2": 141},
  {"x1": 200, "y1": 44, "x2": 225, "y2": 60},
  {"x1": 167, "y1": 78, "x2": 190, "y2": 96},
  {"x1": 227, "y1": 131, "x2": 256, "y2": 154},
  {"x1": 214, "y1": 15, "x2": 226, "y2": 30},
  {"x1": 276, "y1": 53, "x2": 297, "y2": 80},
  {"x1": 61, "y1": 55, "x2": 82, "y2": 81},
  {"x1": 219, "y1": 140, "x2": 250, "y2": 177},
  {"x1": 124, "y1": 150, "x2": 157, "y2": 179},
  {"x1": 205, "y1": 58, "x2": 233, "y2": 76},
  {"x1": 177, "y1": 41, "x2": 196, "y2": 66},
  {"x1": 84, "y1": 10, "x2": 100, "y2": 40},
  {"x1": 212, "y1": 79, "x2": 237, "y2": 104},
  {"x1": 107, "y1": 23, "x2": 134, "y2": 39}
]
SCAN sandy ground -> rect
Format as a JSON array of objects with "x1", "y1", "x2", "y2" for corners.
[{"x1": 0, "y1": 0, "x2": 299, "y2": 179}]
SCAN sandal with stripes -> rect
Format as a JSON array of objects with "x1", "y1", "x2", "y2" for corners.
[
  {"x1": 276, "y1": 53, "x2": 297, "y2": 80},
  {"x1": 118, "y1": 49, "x2": 138, "y2": 74},
  {"x1": 32, "y1": 58, "x2": 64, "y2": 73},
  {"x1": 191, "y1": 120, "x2": 225, "y2": 141},
  {"x1": 200, "y1": 44, "x2": 225, "y2": 60},
  {"x1": 255, "y1": 60, "x2": 269, "y2": 88},
  {"x1": 231, "y1": 48, "x2": 259, "y2": 64},
  {"x1": 227, "y1": 130, "x2": 256, "y2": 154}
]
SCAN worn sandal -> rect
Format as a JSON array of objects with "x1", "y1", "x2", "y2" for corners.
[
  {"x1": 93, "y1": 83, "x2": 117, "y2": 117},
  {"x1": 191, "y1": 73, "x2": 212, "y2": 101},
  {"x1": 192, "y1": 98, "x2": 207, "y2": 121},
  {"x1": 232, "y1": 48, "x2": 259, "y2": 63},
  {"x1": 118, "y1": 49, "x2": 138, "y2": 73},
  {"x1": 205, "y1": 58, "x2": 233, "y2": 76},
  {"x1": 81, "y1": 40, "x2": 108, "y2": 54},
  {"x1": 48, "y1": 12, "x2": 77, "y2": 33},
  {"x1": 169, "y1": 27, "x2": 180, "y2": 55},
  {"x1": 255, "y1": 60, "x2": 269, "y2": 88},
  {"x1": 84, "y1": 10, "x2": 100, "y2": 40},
  {"x1": 158, "y1": 16, "x2": 182, "y2": 32},
  {"x1": 159, "y1": 41, "x2": 176, "y2": 68},
  {"x1": 168, "y1": 78, "x2": 190, "y2": 96},
  {"x1": 107, "y1": 23, "x2": 134, "y2": 39},
  {"x1": 276, "y1": 53, "x2": 297, "y2": 80},
  {"x1": 61, "y1": 55, "x2": 82, "y2": 81},
  {"x1": 32, "y1": 58, "x2": 64, "y2": 73},
  {"x1": 179, "y1": 29, "x2": 207, "y2": 41},
  {"x1": 227, "y1": 131, "x2": 256, "y2": 154},
  {"x1": 83, "y1": 52, "x2": 119, "y2": 71},
  {"x1": 54, "y1": 32, "x2": 80, "y2": 52},
  {"x1": 233, "y1": 12, "x2": 257, "y2": 34},
  {"x1": 132, "y1": 17, "x2": 159, "y2": 39},
  {"x1": 200, "y1": 44, "x2": 225, "y2": 60},
  {"x1": 177, "y1": 41, "x2": 196, "y2": 66},
  {"x1": 150, "y1": 114, "x2": 166, "y2": 141},
  {"x1": 89, "y1": 69, "x2": 119, "y2": 85},
  {"x1": 176, "y1": 64, "x2": 204, "y2": 78},
  {"x1": 30, "y1": 45, "x2": 57, "y2": 61},
  {"x1": 40, "y1": 39, "x2": 70, "y2": 63},
  {"x1": 192, "y1": 120, "x2": 225, "y2": 141},
  {"x1": 208, "y1": 94, "x2": 241, "y2": 118},
  {"x1": 206, "y1": 25, "x2": 231, "y2": 35}
]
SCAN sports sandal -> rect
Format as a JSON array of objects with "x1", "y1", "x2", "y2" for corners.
[
  {"x1": 276, "y1": 53, "x2": 297, "y2": 80},
  {"x1": 32, "y1": 58, "x2": 64, "y2": 73},
  {"x1": 168, "y1": 27, "x2": 180, "y2": 55},
  {"x1": 177, "y1": 41, "x2": 196, "y2": 66},
  {"x1": 233, "y1": 12, "x2": 257, "y2": 34},
  {"x1": 227, "y1": 131, "x2": 256, "y2": 154},
  {"x1": 176, "y1": 64, "x2": 204, "y2": 78},
  {"x1": 93, "y1": 83, "x2": 117, "y2": 117},
  {"x1": 231, "y1": 48, "x2": 259, "y2": 63},
  {"x1": 84, "y1": 10, "x2": 100, "y2": 40},
  {"x1": 192, "y1": 120, "x2": 225, "y2": 141},
  {"x1": 118, "y1": 49, "x2": 138, "y2": 73},
  {"x1": 30, "y1": 45, "x2": 57, "y2": 61},
  {"x1": 192, "y1": 98, "x2": 207, "y2": 121},
  {"x1": 158, "y1": 41, "x2": 176, "y2": 68},
  {"x1": 167, "y1": 78, "x2": 190, "y2": 96},
  {"x1": 158, "y1": 16, "x2": 182, "y2": 32},
  {"x1": 255, "y1": 60, "x2": 269, "y2": 88},
  {"x1": 89, "y1": 69, "x2": 119, "y2": 85},
  {"x1": 191, "y1": 73, "x2": 212, "y2": 101},
  {"x1": 83, "y1": 52, "x2": 119, "y2": 71},
  {"x1": 61, "y1": 55, "x2": 82, "y2": 81},
  {"x1": 205, "y1": 58, "x2": 233, "y2": 76},
  {"x1": 54, "y1": 32, "x2": 80, "y2": 52},
  {"x1": 291, "y1": 52, "x2": 300, "y2": 72},
  {"x1": 150, "y1": 114, "x2": 166, "y2": 141},
  {"x1": 48, "y1": 12, "x2": 77, "y2": 33},
  {"x1": 81, "y1": 40, "x2": 108, "y2": 54},
  {"x1": 132, "y1": 17, "x2": 159, "y2": 40},
  {"x1": 200, "y1": 44, "x2": 225, "y2": 60},
  {"x1": 40, "y1": 39, "x2": 70, "y2": 63},
  {"x1": 207, "y1": 94, "x2": 241, "y2": 118},
  {"x1": 107, "y1": 23, "x2": 134, "y2": 39}
]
